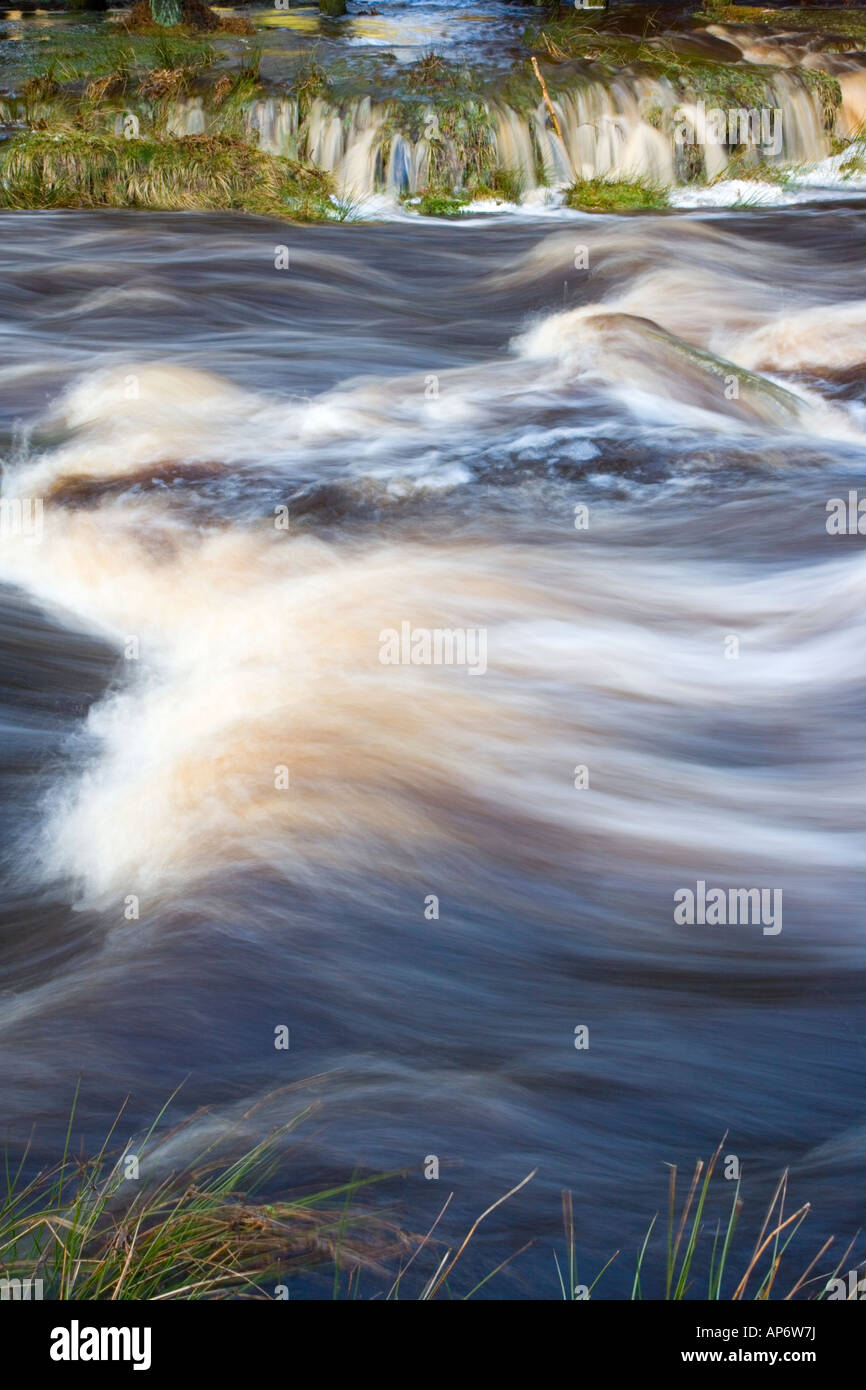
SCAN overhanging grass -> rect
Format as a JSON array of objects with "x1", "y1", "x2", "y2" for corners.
[
  {"x1": 563, "y1": 176, "x2": 669, "y2": 213},
  {"x1": 0, "y1": 131, "x2": 334, "y2": 220},
  {"x1": 0, "y1": 1094, "x2": 403, "y2": 1300},
  {"x1": 715, "y1": 151, "x2": 797, "y2": 186}
]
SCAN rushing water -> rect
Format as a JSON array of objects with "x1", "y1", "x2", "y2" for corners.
[
  {"x1": 1, "y1": 203, "x2": 865, "y2": 1297},
  {"x1": 230, "y1": 66, "x2": 834, "y2": 200},
  {"x1": 166, "y1": 41, "x2": 861, "y2": 201}
]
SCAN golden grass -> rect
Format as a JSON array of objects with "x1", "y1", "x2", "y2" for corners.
[{"x1": 0, "y1": 131, "x2": 333, "y2": 220}]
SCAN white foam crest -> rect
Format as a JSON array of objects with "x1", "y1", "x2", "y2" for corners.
[{"x1": 4, "y1": 500, "x2": 866, "y2": 906}]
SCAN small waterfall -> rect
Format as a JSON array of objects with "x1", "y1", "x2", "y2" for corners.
[
  {"x1": 547, "y1": 77, "x2": 678, "y2": 186},
  {"x1": 247, "y1": 97, "x2": 299, "y2": 157},
  {"x1": 165, "y1": 99, "x2": 207, "y2": 138},
  {"x1": 100, "y1": 58, "x2": 864, "y2": 204},
  {"x1": 836, "y1": 67, "x2": 866, "y2": 138},
  {"x1": 385, "y1": 132, "x2": 431, "y2": 196},
  {"x1": 492, "y1": 105, "x2": 536, "y2": 189}
]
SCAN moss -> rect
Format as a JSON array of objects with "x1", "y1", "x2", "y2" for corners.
[
  {"x1": 563, "y1": 176, "x2": 669, "y2": 213},
  {"x1": 0, "y1": 131, "x2": 333, "y2": 221},
  {"x1": 664, "y1": 60, "x2": 774, "y2": 108}
]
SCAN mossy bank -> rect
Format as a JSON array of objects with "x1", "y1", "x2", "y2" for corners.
[{"x1": 0, "y1": 4, "x2": 862, "y2": 217}]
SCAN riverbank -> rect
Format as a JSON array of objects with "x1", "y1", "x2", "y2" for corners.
[{"x1": 2, "y1": 4, "x2": 866, "y2": 217}]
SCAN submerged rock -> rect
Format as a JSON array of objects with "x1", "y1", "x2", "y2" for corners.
[{"x1": 518, "y1": 308, "x2": 809, "y2": 432}]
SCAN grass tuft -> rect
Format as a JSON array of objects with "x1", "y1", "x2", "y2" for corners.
[
  {"x1": 405, "y1": 189, "x2": 471, "y2": 218},
  {"x1": 0, "y1": 1094, "x2": 403, "y2": 1300},
  {"x1": 563, "y1": 175, "x2": 669, "y2": 213},
  {"x1": 0, "y1": 131, "x2": 334, "y2": 221}
]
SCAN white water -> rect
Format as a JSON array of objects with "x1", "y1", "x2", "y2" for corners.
[
  {"x1": 2, "y1": 214, "x2": 866, "y2": 907},
  {"x1": 150, "y1": 62, "x2": 856, "y2": 205},
  {"x1": 2, "y1": 195, "x2": 866, "y2": 1297}
]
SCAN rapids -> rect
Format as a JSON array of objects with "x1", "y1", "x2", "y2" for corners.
[{"x1": 1, "y1": 203, "x2": 865, "y2": 1295}]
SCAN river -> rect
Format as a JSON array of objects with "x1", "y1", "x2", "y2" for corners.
[{"x1": 0, "y1": 199, "x2": 865, "y2": 1296}]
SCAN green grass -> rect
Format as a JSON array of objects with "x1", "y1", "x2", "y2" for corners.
[
  {"x1": 838, "y1": 149, "x2": 866, "y2": 180},
  {"x1": 563, "y1": 176, "x2": 669, "y2": 213},
  {"x1": 403, "y1": 52, "x2": 476, "y2": 97},
  {"x1": 5, "y1": 31, "x2": 219, "y2": 88},
  {"x1": 404, "y1": 163, "x2": 526, "y2": 216},
  {"x1": 0, "y1": 1090, "x2": 538, "y2": 1300},
  {"x1": 526, "y1": 14, "x2": 676, "y2": 70},
  {"x1": 0, "y1": 131, "x2": 334, "y2": 220},
  {"x1": 406, "y1": 190, "x2": 472, "y2": 218},
  {"x1": 467, "y1": 166, "x2": 528, "y2": 206},
  {"x1": 0, "y1": 1091, "x2": 400, "y2": 1300},
  {"x1": 3, "y1": 1108, "x2": 857, "y2": 1300},
  {"x1": 715, "y1": 151, "x2": 798, "y2": 186}
]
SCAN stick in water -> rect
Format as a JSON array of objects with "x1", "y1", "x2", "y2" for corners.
[{"x1": 531, "y1": 56, "x2": 564, "y2": 142}]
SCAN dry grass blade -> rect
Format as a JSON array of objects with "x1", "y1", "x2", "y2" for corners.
[
  {"x1": 732, "y1": 1204, "x2": 811, "y2": 1301},
  {"x1": 422, "y1": 1169, "x2": 537, "y2": 1299}
]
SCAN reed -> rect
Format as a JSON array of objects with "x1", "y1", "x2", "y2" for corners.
[{"x1": 558, "y1": 1137, "x2": 859, "y2": 1301}]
